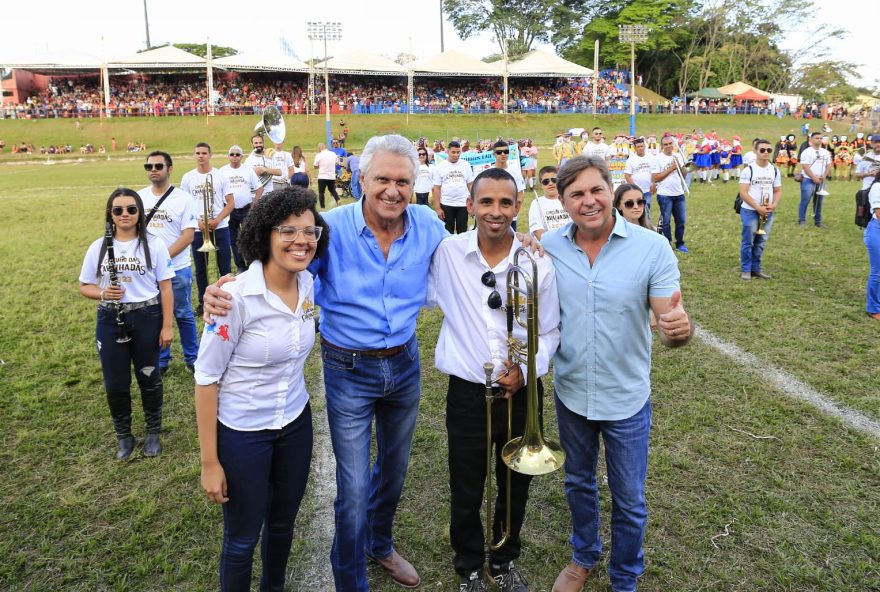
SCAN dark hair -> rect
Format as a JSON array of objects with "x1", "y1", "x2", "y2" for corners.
[
  {"x1": 613, "y1": 183, "x2": 652, "y2": 229},
  {"x1": 755, "y1": 138, "x2": 772, "y2": 149},
  {"x1": 492, "y1": 140, "x2": 508, "y2": 150},
  {"x1": 538, "y1": 165, "x2": 558, "y2": 178},
  {"x1": 557, "y1": 156, "x2": 612, "y2": 199},
  {"x1": 195, "y1": 142, "x2": 211, "y2": 152},
  {"x1": 147, "y1": 150, "x2": 172, "y2": 167},
  {"x1": 592, "y1": 127, "x2": 602, "y2": 133},
  {"x1": 810, "y1": 132, "x2": 821, "y2": 139},
  {"x1": 633, "y1": 137, "x2": 645, "y2": 145},
  {"x1": 470, "y1": 167, "x2": 518, "y2": 199},
  {"x1": 237, "y1": 186, "x2": 329, "y2": 266},
  {"x1": 97, "y1": 188, "x2": 153, "y2": 275},
  {"x1": 448, "y1": 140, "x2": 461, "y2": 149}
]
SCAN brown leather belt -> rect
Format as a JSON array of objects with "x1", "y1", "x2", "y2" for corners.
[{"x1": 322, "y1": 337, "x2": 406, "y2": 359}]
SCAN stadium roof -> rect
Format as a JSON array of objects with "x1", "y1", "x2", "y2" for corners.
[
  {"x1": 503, "y1": 50, "x2": 593, "y2": 78},
  {"x1": 213, "y1": 52, "x2": 307, "y2": 72},
  {"x1": 412, "y1": 50, "x2": 498, "y2": 77},
  {"x1": 318, "y1": 50, "x2": 405, "y2": 76},
  {"x1": 717, "y1": 81, "x2": 769, "y2": 98},
  {"x1": 108, "y1": 45, "x2": 205, "y2": 70},
  {"x1": 1, "y1": 51, "x2": 103, "y2": 74}
]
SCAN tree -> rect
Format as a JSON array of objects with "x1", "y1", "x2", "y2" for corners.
[
  {"x1": 443, "y1": 0, "x2": 572, "y2": 59},
  {"x1": 791, "y1": 60, "x2": 860, "y2": 103},
  {"x1": 163, "y1": 43, "x2": 238, "y2": 59}
]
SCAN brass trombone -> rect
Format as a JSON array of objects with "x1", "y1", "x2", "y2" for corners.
[
  {"x1": 197, "y1": 173, "x2": 218, "y2": 254},
  {"x1": 481, "y1": 247, "x2": 565, "y2": 561}
]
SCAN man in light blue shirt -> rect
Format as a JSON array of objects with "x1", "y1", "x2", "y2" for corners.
[{"x1": 542, "y1": 156, "x2": 692, "y2": 592}]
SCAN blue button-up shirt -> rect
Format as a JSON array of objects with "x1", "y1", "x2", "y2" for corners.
[
  {"x1": 542, "y1": 214, "x2": 680, "y2": 420},
  {"x1": 310, "y1": 201, "x2": 448, "y2": 350}
]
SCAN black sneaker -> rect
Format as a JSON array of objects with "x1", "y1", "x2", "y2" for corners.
[
  {"x1": 491, "y1": 561, "x2": 529, "y2": 592},
  {"x1": 186, "y1": 364, "x2": 195, "y2": 374},
  {"x1": 459, "y1": 569, "x2": 487, "y2": 592},
  {"x1": 195, "y1": 304, "x2": 204, "y2": 317}
]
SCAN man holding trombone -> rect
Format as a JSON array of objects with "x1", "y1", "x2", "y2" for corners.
[
  {"x1": 651, "y1": 135, "x2": 690, "y2": 253},
  {"x1": 426, "y1": 168, "x2": 560, "y2": 592},
  {"x1": 738, "y1": 139, "x2": 782, "y2": 281}
]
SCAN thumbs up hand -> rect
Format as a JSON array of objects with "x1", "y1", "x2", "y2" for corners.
[{"x1": 658, "y1": 290, "x2": 691, "y2": 342}]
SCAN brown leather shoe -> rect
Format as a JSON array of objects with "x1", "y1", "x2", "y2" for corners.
[
  {"x1": 551, "y1": 563, "x2": 592, "y2": 592},
  {"x1": 366, "y1": 550, "x2": 421, "y2": 588}
]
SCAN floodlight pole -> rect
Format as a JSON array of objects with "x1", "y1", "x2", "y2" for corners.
[
  {"x1": 502, "y1": 38, "x2": 510, "y2": 125},
  {"x1": 618, "y1": 24, "x2": 648, "y2": 137},
  {"x1": 308, "y1": 21, "x2": 342, "y2": 146},
  {"x1": 143, "y1": 0, "x2": 151, "y2": 50}
]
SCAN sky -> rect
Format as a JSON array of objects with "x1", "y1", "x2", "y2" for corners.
[{"x1": 1, "y1": 0, "x2": 876, "y2": 90}]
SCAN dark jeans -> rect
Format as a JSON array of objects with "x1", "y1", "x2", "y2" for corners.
[
  {"x1": 446, "y1": 375, "x2": 541, "y2": 575},
  {"x1": 96, "y1": 303, "x2": 163, "y2": 437},
  {"x1": 415, "y1": 192, "x2": 430, "y2": 206},
  {"x1": 656, "y1": 194, "x2": 687, "y2": 247},
  {"x1": 229, "y1": 204, "x2": 251, "y2": 274},
  {"x1": 317, "y1": 178, "x2": 340, "y2": 207},
  {"x1": 442, "y1": 204, "x2": 469, "y2": 234},
  {"x1": 217, "y1": 405, "x2": 313, "y2": 592},
  {"x1": 192, "y1": 228, "x2": 232, "y2": 305}
]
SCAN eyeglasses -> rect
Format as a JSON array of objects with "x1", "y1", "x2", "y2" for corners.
[
  {"x1": 418, "y1": 152, "x2": 427, "y2": 157},
  {"x1": 273, "y1": 225, "x2": 323, "y2": 242},
  {"x1": 494, "y1": 149, "x2": 509, "y2": 155},
  {"x1": 229, "y1": 153, "x2": 242, "y2": 157},
  {"x1": 540, "y1": 177, "x2": 557, "y2": 186},
  {"x1": 111, "y1": 205, "x2": 139, "y2": 216},
  {"x1": 758, "y1": 148, "x2": 773, "y2": 153},
  {"x1": 143, "y1": 163, "x2": 165, "y2": 171},
  {"x1": 623, "y1": 199, "x2": 647, "y2": 208},
  {"x1": 481, "y1": 270, "x2": 503, "y2": 310}
]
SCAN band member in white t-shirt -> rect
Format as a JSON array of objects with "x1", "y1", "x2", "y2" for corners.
[
  {"x1": 528, "y1": 166, "x2": 571, "y2": 240},
  {"x1": 221, "y1": 144, "x2": 264, "y2": 273},
  {"x1": 624, "y1": 137, "x2": 656, "y2": 223},
  {"x1": 79, "y1": 188, "x2": 174, "y2": 460},
  {"x1": 138, "y1": 151, "x2": 198, "y2": 374},
  {"x1": 798, "y1": 132, "x2": 831, "y2": 227},
  {"x1": 433, "y1": 140, "x2": 476, "y2": 234},
  {"x1": 738, "y1": 139, "x2": 782, "y2": 280}
]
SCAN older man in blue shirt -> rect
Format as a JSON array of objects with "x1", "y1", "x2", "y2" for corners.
[
  {"x1": 542, "y1": 156, "x2": 692, "y2": 592},
  {"x1": 205, "y1": 134, "x2": 448, "y2": 592}
]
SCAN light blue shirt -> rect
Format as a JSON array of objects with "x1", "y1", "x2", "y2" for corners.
[
  {"x1": 310, "y1": 200, "x2": 448, "y2": 350},
  {"x1": 542, "y1": 214, "x2": 680, "y2": 420}
]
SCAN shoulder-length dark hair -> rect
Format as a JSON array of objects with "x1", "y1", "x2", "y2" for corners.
[
  {"x1": 97, "y1": 188, "x2": 153, "y2": 275},
  {"x1": 613, "y1": 183, "x2": 653, "y2": 230},
  {"x1": 237, "y1": 186, "x2": 329, "y2": 266}
]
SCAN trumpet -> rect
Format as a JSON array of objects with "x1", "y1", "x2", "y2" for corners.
[
  {"x1": 197, "y1": 173, "x2": 218, "y2": 253},
  {"x1": 481, "y1": 247, "x2": 565, "y2": 564}
]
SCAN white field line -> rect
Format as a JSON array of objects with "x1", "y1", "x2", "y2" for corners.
[
  {"x1": 294, "y1": 375, "x2": 336, "y2": 590},
  {"x1": 694, "y1": 325, "x2": 880, "y2": 440}
]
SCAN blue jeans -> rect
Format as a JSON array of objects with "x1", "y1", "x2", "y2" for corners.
[
  {"x1": 656, "y1": 194, "x2": 686, "y2": 247},
  {"x1": 350, "y1": 170, "x2": 361, "y2": 199},
  {"x1": 740, "y1": 209, "x2": 774, "y2": 273},
  {"x1": 96, "y1": 303, "x2": 164, "y2": 437},
  {"x1": 159, "y1": 267, "x2": 199, "y2": 368},
  {"x1": 192, "y1": 228, "x2": 232, "y2": 305},
  {"x1": 865, "y1": 217, "x2": 880, "y2": 314},
  {"x1": 554, "y1": 394, "x2": 652, "y2": 592},
  {"x1": 799, "y1": 179, "x2": 823, "y2": 225},
  {"x1": 217, "y1": 405, "x2": 313, "y2": 592},
  {"x1": 321, "y1": 334, "x2": 422, "y2": 592}
]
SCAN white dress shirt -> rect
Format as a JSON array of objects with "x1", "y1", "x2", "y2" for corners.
[
  {"x1": 194, "y1": 261, "x2": 316, "y2": 431},
  {"x1": 426, "y1": 231, "x2": 560, "y2": 384}
]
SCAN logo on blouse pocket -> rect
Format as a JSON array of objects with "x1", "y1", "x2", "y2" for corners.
[{"x1": 302, "y1": 298, "x2": 319, "y2": 322}]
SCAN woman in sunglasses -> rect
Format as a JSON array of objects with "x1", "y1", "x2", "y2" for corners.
[
  {"x1": 414, "y1": 148, "x2": 435, "y2": 206},
  {"x1": 78, "y1": 188, "x2": 175, "y2": 460},
  {"x1": 193, "y1": 186, "x2": 329, "y2": 592},
  {"x1": 614, "y1": 183, "x2": 654, "y2": 230}
]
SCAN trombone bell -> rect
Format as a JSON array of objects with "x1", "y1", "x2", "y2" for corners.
[
  {"x1": 501, "y1": 436, "x2": 566, "y2": 476},
  {"x1": 197, "y1": 235, "x2": 218, "y2": 252}
]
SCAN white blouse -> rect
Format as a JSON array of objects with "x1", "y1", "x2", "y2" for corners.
[{"x1": 194, "y1": 261, "x2": 317, "y2": 431}]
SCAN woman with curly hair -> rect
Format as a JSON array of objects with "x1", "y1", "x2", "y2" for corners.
[
  {"x1": 193, "y1": 186, "x2": 329, "y2": 591},
  {"x1": 78, "y1": 188, "x2": 175, "y2": 460}
]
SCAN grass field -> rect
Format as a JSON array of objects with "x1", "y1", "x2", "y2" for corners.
[{"x1": 1, "y1": 114, "x2": 878, "y2": 592}]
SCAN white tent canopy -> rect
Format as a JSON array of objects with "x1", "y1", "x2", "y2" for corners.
[
  {"x1": 318, "y1": 50, "x2": 405, "y2": 76},
  {"x1": 412, "y1": 50, "x2": 498, "y2": 77},
  {"x1": 108, "y1": 45, "x2": 205, "y2": 69},
  {"x1": 503, "y1": 49, "x2": 593, "y2": 78},
  {"x1": 213, "y1": 52, "x2": 308, "y2": 72}
]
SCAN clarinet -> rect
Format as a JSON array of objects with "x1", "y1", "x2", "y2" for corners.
[{"x1": 104, "y1": 222, "x2": 132, "y2": 344}]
